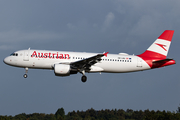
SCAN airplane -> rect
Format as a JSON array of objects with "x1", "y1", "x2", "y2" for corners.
[{"x1": 3, "y1": 30, "x2": 176, "y2": 82}]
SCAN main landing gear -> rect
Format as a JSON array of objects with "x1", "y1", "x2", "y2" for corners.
[
  {"x1": 80, "y1": 70, "x2": 87, "y2": 83},
  {"x1": 23, "y1": 67, "x2": 28, "y2": 78},
  {"x1": 81, "y1": 75, "x2": 87, "y2": 83}
]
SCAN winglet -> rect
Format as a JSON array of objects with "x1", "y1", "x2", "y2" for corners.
[{"x1": 103, "y1": 52, "x2": 109, "y2": 57}]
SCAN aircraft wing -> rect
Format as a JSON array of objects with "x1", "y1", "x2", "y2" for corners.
[{"x1": 70, "y1": 52, "x2": 108, "y2": 71}]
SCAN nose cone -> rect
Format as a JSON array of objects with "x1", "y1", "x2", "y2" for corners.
[{"x1": 3, "y1": 57, "x2": 11, "y2": 65}]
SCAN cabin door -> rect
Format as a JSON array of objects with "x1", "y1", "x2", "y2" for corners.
[{"x1": 23, "y1": 50, "x2": 29, "y2": 61}]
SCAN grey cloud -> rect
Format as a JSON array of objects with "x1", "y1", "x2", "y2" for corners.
[
  {"x1": 0, "y1": 45, "x2": 14, "y2": 50},
  {"x1": 0, "y1": 30, "x2": 67, "y2": 43},
  {"x1": 102, "y1": 12, "x2": 115, "y2": 32}
]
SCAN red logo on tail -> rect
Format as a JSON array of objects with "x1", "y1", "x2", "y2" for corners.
[{"x1": 155, "y1": 43, "x2": 167, "y2": 51}]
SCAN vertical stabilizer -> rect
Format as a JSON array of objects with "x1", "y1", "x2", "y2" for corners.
[{"x1": 138, "y1": 30, "x2": 174, "y2": 59}]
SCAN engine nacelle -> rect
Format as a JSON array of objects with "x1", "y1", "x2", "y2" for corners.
[{"x1": 54, "y1": 64, "x2": 70, "y2": 76}]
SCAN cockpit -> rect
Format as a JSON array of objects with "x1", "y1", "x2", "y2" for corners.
[{"x1": 10, "y1": 53, "x2": 18, "y2": 56}]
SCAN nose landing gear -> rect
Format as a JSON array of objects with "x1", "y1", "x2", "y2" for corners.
[
  {"x1": 23, "y1": 67, "x2": 28, "y2": 78},
  {"x1": 23, "y1": 74, "x2": 28, "y2": 78}
]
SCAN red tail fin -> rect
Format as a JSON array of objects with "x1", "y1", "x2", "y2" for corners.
[{"x1": 138, "y1": 30, "x2": 174, "y2": 59}]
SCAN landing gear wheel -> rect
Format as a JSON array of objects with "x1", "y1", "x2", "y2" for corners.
[
  {"x1": 23, "y1": 67, "x2": 28, "y2": 78},
  {"x1": 23, "y1": 74, "x2": 28, "y2": 78},
  {"x1": 81, "y1": 75, "x2": 87, "y2": 83}
]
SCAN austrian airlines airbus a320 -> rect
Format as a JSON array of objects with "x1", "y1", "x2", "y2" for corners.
[{"x1": 4, "y1": 30, "x2": 176, "y2": 82}]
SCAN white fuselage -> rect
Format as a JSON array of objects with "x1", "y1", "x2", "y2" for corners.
[
  {"x1": 3, "y1": 30, "x2": 176, "y2": 82},
  {"x1": 4, "y1": 49, "x2": 151, "y2": 73}
]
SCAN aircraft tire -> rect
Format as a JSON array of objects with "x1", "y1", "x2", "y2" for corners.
[
  {"x1": 81, "y1": 75, "x2": 87, "y2": 83},
  {"x1": 23, "y1": 74, "x2": 28, "y2": 78}
]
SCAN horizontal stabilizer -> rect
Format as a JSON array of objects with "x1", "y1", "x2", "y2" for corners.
[
  {"x1": 152, "y1": 58, "x2": 175, "y2": 68},
  {"x1": 152, "y1": 58, "x2": 173, "y2": 63}
]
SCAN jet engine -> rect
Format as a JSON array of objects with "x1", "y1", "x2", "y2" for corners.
[{"x1": 54, "y1": 64, "x2": 70, "y2": 76}]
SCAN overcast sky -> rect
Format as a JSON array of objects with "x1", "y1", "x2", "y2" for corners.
[{"x1": 1, "y1": 0, "x2": 180, "y2": 116}]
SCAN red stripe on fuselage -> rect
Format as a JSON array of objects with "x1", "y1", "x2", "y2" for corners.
[
  {"x1": 138, "y1": 50, "x2": 166, "y2": 59},
  {"x1": 138, "y1": 51, "x2": 176, "y2": 68},
  {"x1": 138, "y1": 50, "x2": 166, "y2": 68}
]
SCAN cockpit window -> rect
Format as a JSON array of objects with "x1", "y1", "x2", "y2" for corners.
[{"x1": 10, "y1": 53, "x2": 18, "y2": 56}]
